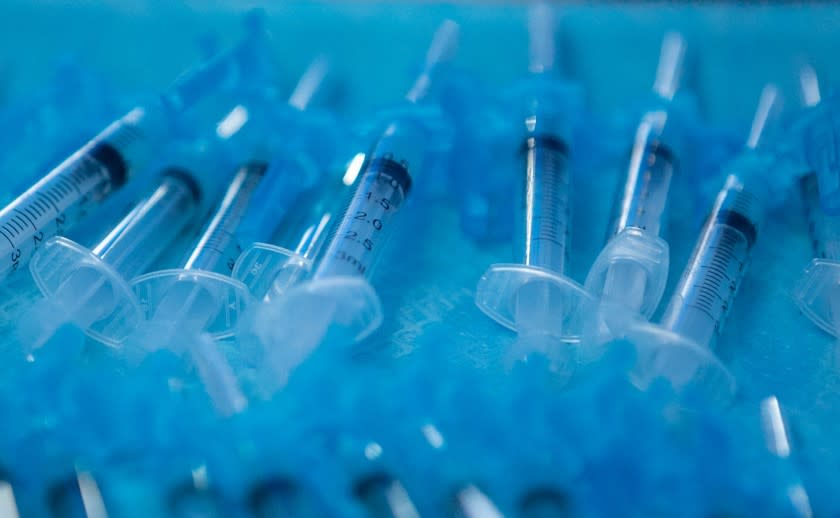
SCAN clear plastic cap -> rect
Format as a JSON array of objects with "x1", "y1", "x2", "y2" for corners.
[
  {"x1": 27, "y1": 237, "x2": 142, "y2": 347},
  {"x1": 627, "y1": 322, "x2": 736, "y2": 405},
  {"x1": 130, "y1": 269, "x2": 253, "y2": 340},
  {"x1": 584, "y1": 227, "x2": 670, "y2": 319},
  {"x1": 792, "y1": 257, "x2": 840, "y2": 337},
  {"x1": 475, "y1": 263, "x2": 594, "y2": 342}
]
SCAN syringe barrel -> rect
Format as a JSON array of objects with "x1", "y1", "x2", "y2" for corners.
[
  {"x1": 608, "y1": 114, "x2": 677, "y2": 238},
  {"x1": 91, "y1": 169, "x2": 202, "y2": 280},
  {"x1": 515, "y1": 132, "x2": 571, "y2": 274},
  {"x1": 0, "y1": 127, "x2": 133, "y2": 280},
  {"x1": 272, "y1": 178, "x2": 349, "y2": 263},
  {"x1": 312, "y1": 123, "x2": 419, "y2": 281},
  {"x1": 660, "y1": 175, "x2": 763, "y2": 349},
  {"x1": 313, "y1": 160, "x2": 410, "y2": 280},
  {"x1": 800, "y1": 172, "x2": 840, "y2": 261},
  {"x1": 183, "y1": 161, "x2": 268, "y2": 274}
]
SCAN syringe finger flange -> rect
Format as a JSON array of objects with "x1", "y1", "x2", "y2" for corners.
[
  {"x1": 475, "y1": 263, "x2": 595, "y2": 341},
  {"x1": 584, "y1": 227, "x2": 670, "y2": 319},
  {"x1": 626, "y1": 322, "x2": 737, "y2": 405},
  {"x1": 250, "y1": 277, "x2": 382, "y2": 378},
  {"x1": 231, "y1": 243, "x2": 312, "y2": 300},
  {"x1": 29, "y1": 236, "x2": 142, "y2": 347},
  {"x1": 130, "y1": 269, "x2": 254, "y2": 339},
  {"x1": 277, "y1": 276, "x2": 383, "y2": 344},
  {"x1": 792, "y1": 258, "x2": 840, "y2": 338}
]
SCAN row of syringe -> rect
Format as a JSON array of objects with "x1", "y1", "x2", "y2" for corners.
[
  {"x1": 467, "y1": 5, "x2": 840, "y2": 418},
  {"x1": 0, "y1": 7, "x2": 830, "y2": 517},
  {"x1": 0, "y1": 14, "x2": 459, "y2": 419},
  {"x1": 2, "y1": 7, "x2": 839, "y2": 412}
]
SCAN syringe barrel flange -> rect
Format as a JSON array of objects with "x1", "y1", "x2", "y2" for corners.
[
  {"x1": 254, "y1": 276, "x2": 383, "y2": 352},
  {"x1": 475, "y1": 263, "x2": 594, "y2": 342},
  {"x1": 792, "y1": 257, "x2": 840, "y2": 338},
  {"x1": 29, "y1": 236, "x2": 142, "y2": 347},
  {"x1": 232, "y1": 243, "x2": 312, "y2": 301},
  {"x1": 626, "y1": 321, "x2": 736, "y2": 406},
  {"x1": 584, "y1": 227, "x2": 670, "y2": 319},
  {"x1": 130, "y1": 269, "x2": 254, "y2": 339}
]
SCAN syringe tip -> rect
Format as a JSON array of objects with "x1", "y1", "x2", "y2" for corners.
[
  {"x1": 405, "y1": 19, "x2": 460, "y2": 103},
  {"x1": 746, "y1": 83, "x2": 783, "y2": 150},
  {"x1": 287, "y1": 55, "x2": 331, "y2": 111},
  {"x1": 425, "y1": 19, "x2": 461, "y2": 72},
  {"x1": 528, "y1": 2, "x2": 556, "y2": 74},
  {"x1": 798, "y1": 62, "x2": 821, "y2": 108},
  {"x1": 653, "y1": 31, "x2": 687, "y2": 101}
]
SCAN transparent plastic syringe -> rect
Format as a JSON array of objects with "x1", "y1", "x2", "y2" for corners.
[
  {"x1": 626, "y1": 87, "x2": 782, "y2": 403},
  {"x1": 584, "y1": 33, "x2": 688, "y2": 330},
  {"x1": 790, "y1": 70, "x2": 840, "y2": 337},
  {"x1": 0, "y1": 20, "x2": 266, "y2": 284},
  {"x1": 791, "y1": 171, "x2": 840, "y2": 336},
  {"x1": 17, "y1": 169, "x2": 201, "y2": 351},
  {"x1": 474, "y1": 4, "x2": 592, "y2": 356},
  {"x1": 128, "y1": 59, "x2": 333, "y2": 359},
  {"x1": 797, "y1": 65, "x2": 840, "y2": 214},
  {"x1": 628, "y1": 174, "x2": 763, "y2": 403},
  {"x1": 251, "y1": 20, "x2": 459, "y2": 389},
  {"x1": 233, "y1": 169, "x2": 353, "y2": 303}
]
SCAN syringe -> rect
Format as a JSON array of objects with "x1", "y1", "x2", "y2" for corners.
[
  {"x1": 628, "y1": 174, "x2": 763, "y2": 402},
  {"x1": 791, "y1": 171, "x2": 840, "y2": 336},
  {"x1": 128, "y1": 59, "x2": 334, "y2": 359},
  {"x1": 0, "y1": 18, "x2": 267, "y2": 284},
  {"x1": 583, "y1": 33, "x2": 688, "y2": 329},
  {"x1": 17, "y1": 169, "x2": 201, "y2": 351},
  {"x1": 625, "y1": 87, "x2": 778, "y2": 395},
  {"x1": 474, "y1": 4, "x2": 592, "y2": 353},
  {"x1": 798, "y1": 67, "x2": 840, "y2": 213},
  {"x1": 233, "y1": 170, "x2": 353, "y2": 303},
  {"x1": 250, "y1": 20, "x2": 459, "y2": 388}
]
